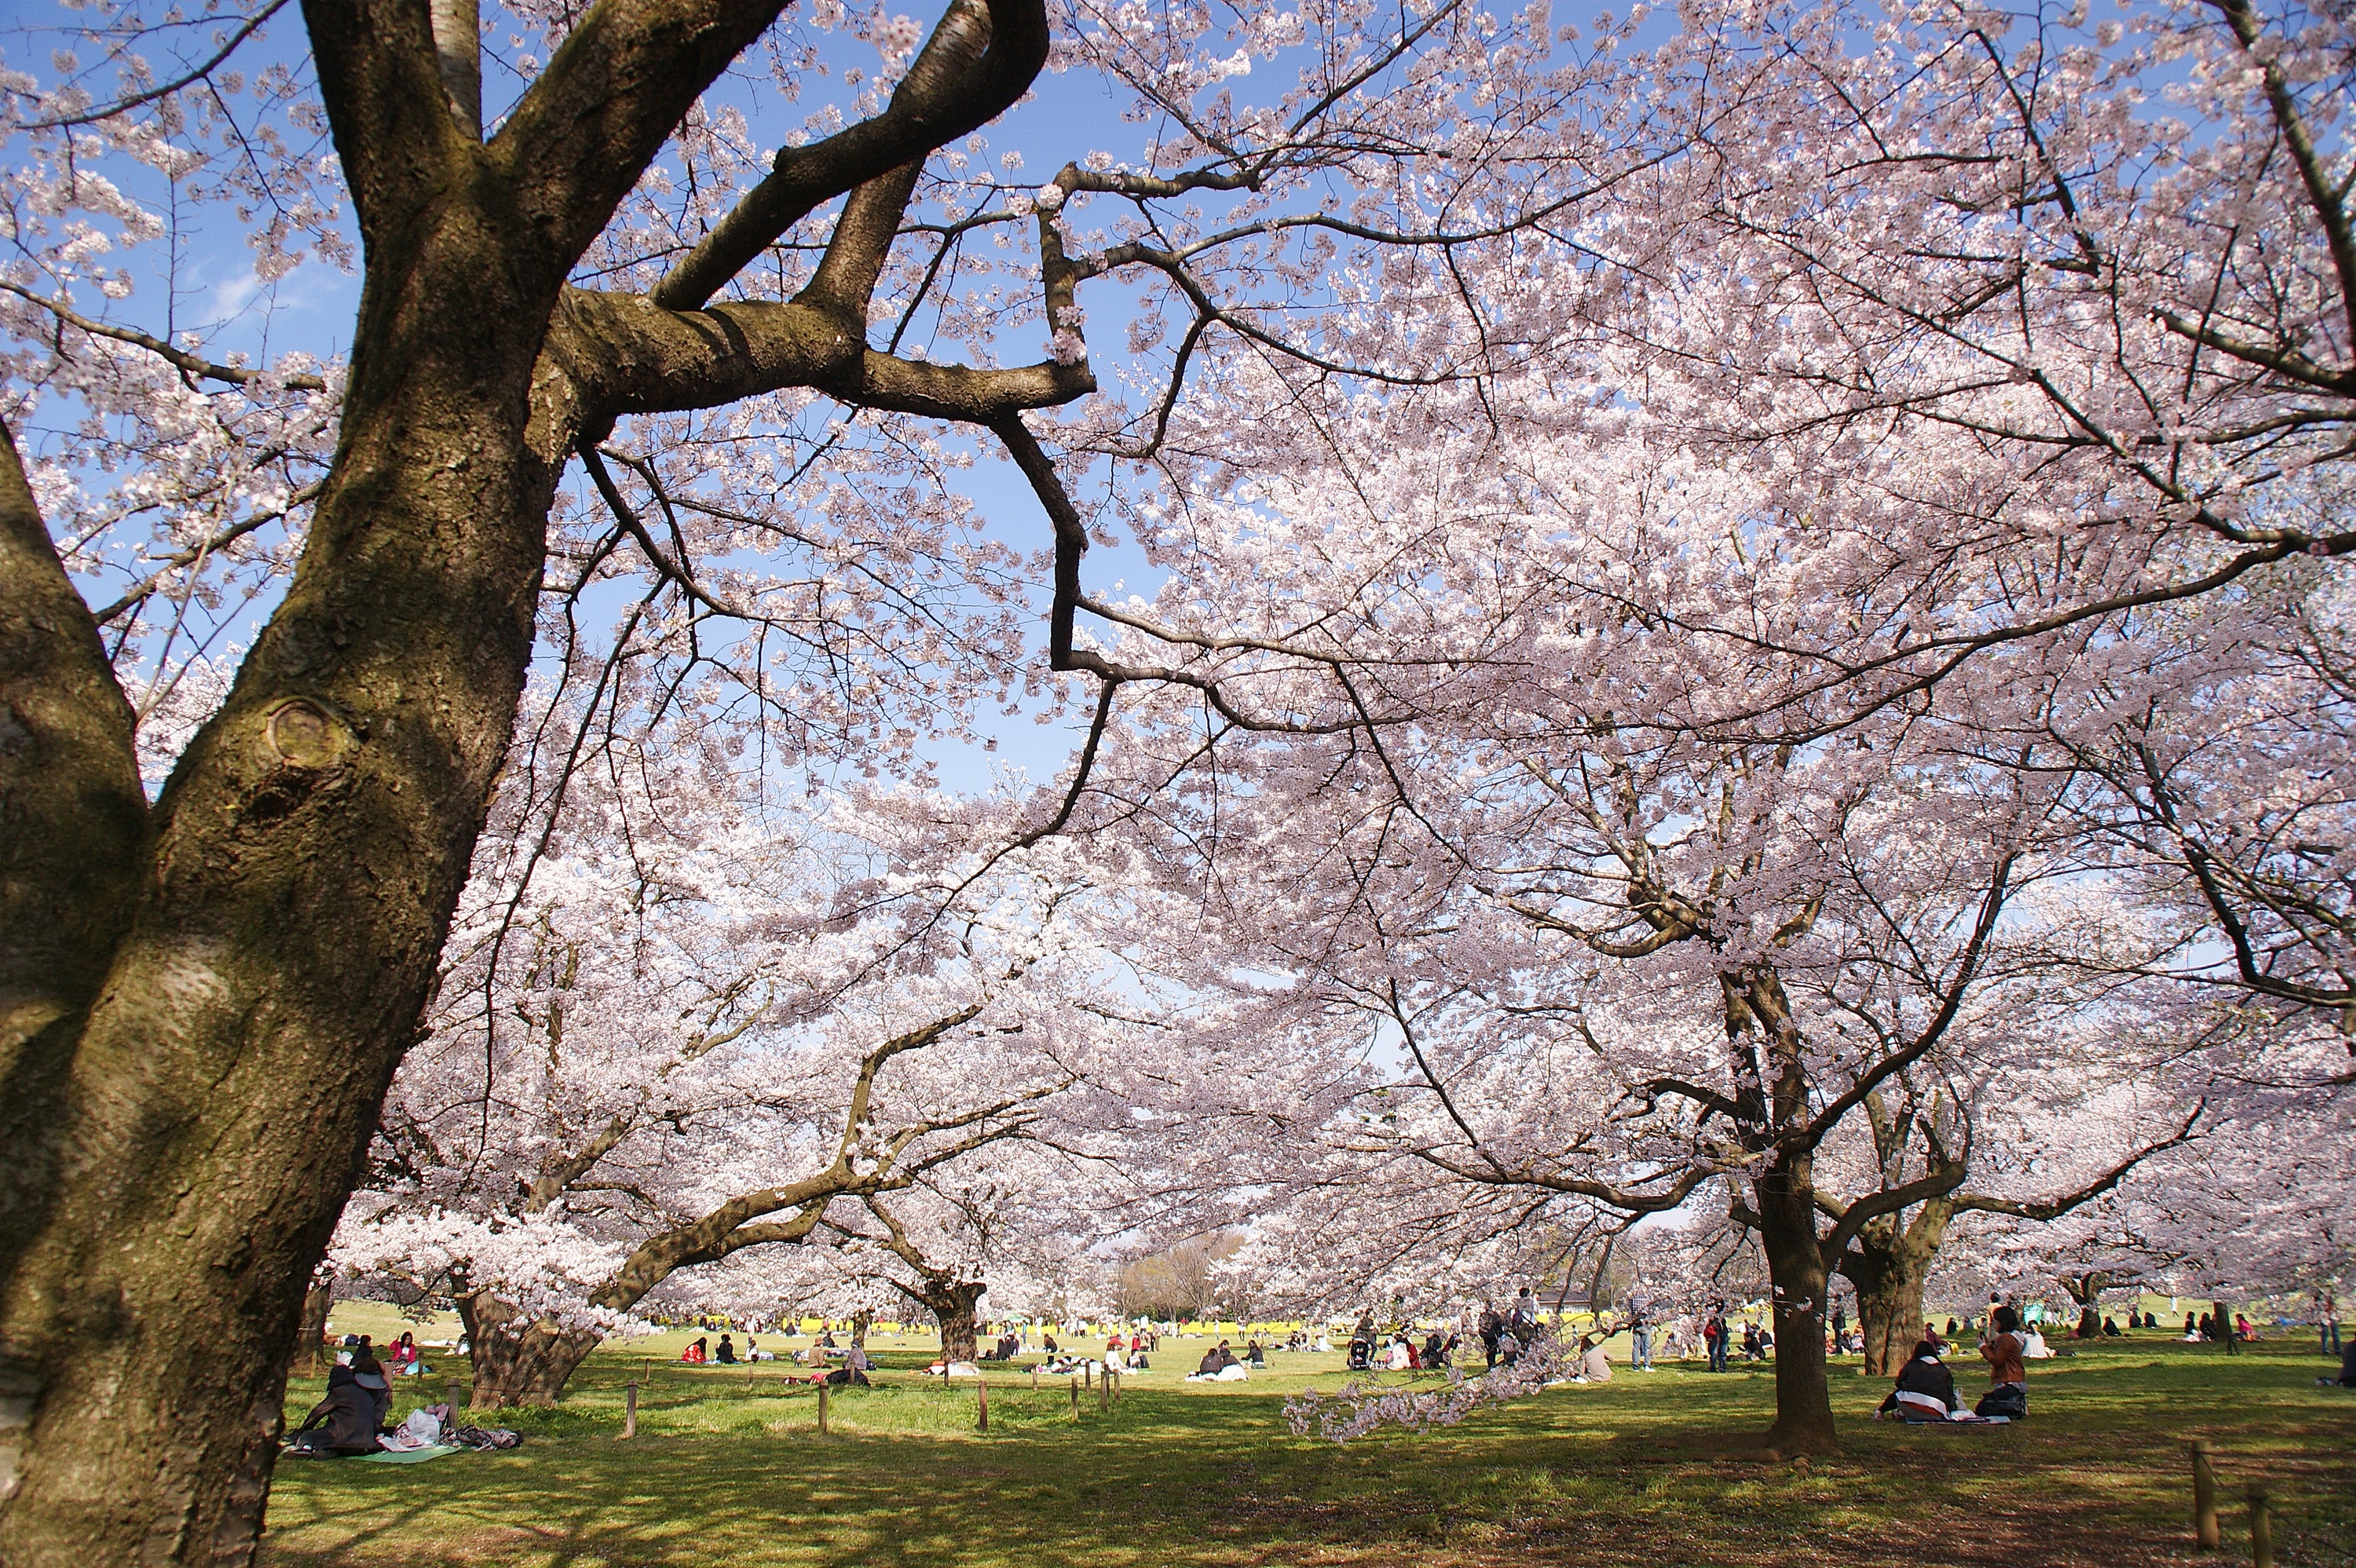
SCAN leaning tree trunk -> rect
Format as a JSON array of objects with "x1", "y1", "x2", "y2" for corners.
[
  {"x1": 460, "y1": 1306, "x2": 602, "y2": 1411},
  {"x1": 0, "y1": 27, "x2": 609, "y2": 1559},
  {"x1": 1751, "y1": 1153, "x2": 1840, "y2": 1457},
  {"x1": 0, "y1": 2, "x2": 1053, "y2": 1555}
]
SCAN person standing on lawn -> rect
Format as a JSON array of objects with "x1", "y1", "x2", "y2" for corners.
[{"x1": 1628, "y1": 1294, "x2": 1652, "y2": 1371}]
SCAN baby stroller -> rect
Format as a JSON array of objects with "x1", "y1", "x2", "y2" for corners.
[{"x1": 1345, "y1": 1336, "x2": 1374, "y2": 1372}]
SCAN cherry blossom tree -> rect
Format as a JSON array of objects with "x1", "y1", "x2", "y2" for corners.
[
  {"x1": 0, "y1": 0, "x2": 1681, "y2": 1552},
  {"x1": 335, "y1": 714, "x2": 1147, "y2": 1405}
]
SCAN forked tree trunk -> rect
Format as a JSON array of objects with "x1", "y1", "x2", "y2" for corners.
[
  {"x1": 0, "y1": 23, "x2": 606, "y2": 1559},
  {"x1": 459, "y1": 1297, "x2": 602, "y2": 1411},
  {"x1": 913, "y1": 1284, "x2": 984, "y2": 1363},
  {"x1": 1843, "y1": 1196, "x2": 1954, "y2": 1378},
  {"x1": 0, "y1": 2, "x2": 1058, "y2": 1556},
  {"x1": 458, "y1": 1294, "x2": 595, "y2": 1409},
  {"x1": 0, "y1": 309, "x2": 568, "y2": 1566},
  {"x1": 1751, "y1": 1153, "x2": 1839, "y2": 1457}
]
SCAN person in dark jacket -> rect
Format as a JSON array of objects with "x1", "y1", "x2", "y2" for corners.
[
  {"x1": 1875, "y1": 1342, "x2": 1963, "y2": 1422},
  {"x1": 289, "y1": 1365, "x2": 384, "y2": 1457},
  {"x1": 2317, "y1": 1339, "x2": 2356, "y2": 1389},
  {"x1": 349, "y1": 1354, "x2": 393, "y2": 1431}
]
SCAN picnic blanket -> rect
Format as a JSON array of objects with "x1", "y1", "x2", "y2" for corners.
[{"x1": 355, "y1": 1443, "x2": 465, "y2": 1464}]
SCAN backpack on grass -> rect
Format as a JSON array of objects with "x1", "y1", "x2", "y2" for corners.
[{"x1": 448, "y1": 1425, "x2": 523, "y2": 1450}]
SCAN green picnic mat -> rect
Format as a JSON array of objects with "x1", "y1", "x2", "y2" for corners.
[{"x1": 354, "y1": 1443, "x2": 463, "y2": 1464}]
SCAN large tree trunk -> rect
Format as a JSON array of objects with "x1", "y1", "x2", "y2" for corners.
[
  {"x1": 1847, "y1": 1246, "x2": 1928, "y2": 1380},
  {"x1": 1721, "y1": 965, "x2": 1838, "y2": 1457},
  {"x1": 914, "y1": 1284, "x2": 985, "y2": 1363},
  {"x1": 459, "y1": 1296, "x2": 601, "y2": 1411},
  {"x1": 1843, "y1": 1197, "x2": 1954, "y2": 1378},
  {"x1": 0, "y1": 20, "x2": 591, "y2": 1559},
  {"x1": 1751, "y1": 1153, "x2": 1839, "y2": 1457},
  {"x1": 0, "y1": 2, "x2": 1056, "y2": 1555}
]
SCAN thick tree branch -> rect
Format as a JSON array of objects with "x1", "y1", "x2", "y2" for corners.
[
  {"x1": 487, "y1": 0, "x2": 788, "y2": 289},
  {"x1": 0, "y1": 416, "x2": 145, "y2": 1270},
  {"x1": 652, "y1": 0, "x2": 1050, "y2": 310}
]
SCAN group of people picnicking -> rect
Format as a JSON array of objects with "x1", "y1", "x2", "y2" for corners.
[
  {"x1": 284, "y1": 1333, "x2": 518, "y2": 1459},
  {"x1": 679, "y1": 1329, "x2": 873, "y2": 1385},
  {"x1": 1871, "y1": 1306, "x2": 2036, "y2": 1424}
]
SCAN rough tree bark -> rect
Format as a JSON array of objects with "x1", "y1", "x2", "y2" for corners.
[
  {"x1": 1842, "y1": 1198, "x2": 1955, "y2": 1378},
  {"x1": 0, "y1": 2, "x2": 1067, "y2": 1559},
  {"x1": 909, "y1": 1282, "x2": 987, "y2": 1364},
  {"x1": 455, "y1": 1296, "x2": 604, "y2": 1410},
  {"x1": 1722, "y1": 966, "x2": 1842, "y2": 1457},
  {"x1": 1747, "y1": 1153, "x2": 1839, "y2": 1457}
]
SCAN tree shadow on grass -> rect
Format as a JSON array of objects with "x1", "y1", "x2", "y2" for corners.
[{"x1": 258, "y1": 1344, "x2": 2356, "y2": 1568}]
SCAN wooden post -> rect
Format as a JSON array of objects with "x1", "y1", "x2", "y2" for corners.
[
  {"x1": 2246, "y1": 1486, "x2": 2272, "y2": 1568},
  {"x1": 1099, "y1": 1366, "x2": 1110, "y2": 1413},
  {"x1": 622, "y1": 1380, "x2": 638, "y2": 1440},
  {"x1": 1030, "y1": 1363, "x2": 1040, "y2": 1393},
  {"x1": 2191, "y1": 1441, "x2": 2221, "y2": 1551},
  {"x1": 818, "y1": 1381, "x2": 831, "y2": 1437},
  {"x1": 1084, "y1": 1361, "x2": 1092, "y2": 1392},
  {"x1": 1069, "y1": 1375, "x2": 1081, "y2": 1420},
  {"x1": 444, "y1": 1378, "x2": 462, "y2": 1409},
  {"x1": 976, "y1": 1372, "x2": 989, "y2": 1434}
]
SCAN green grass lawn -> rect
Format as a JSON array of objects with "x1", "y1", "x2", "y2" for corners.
[{"x1": 258, "y1": 1336, "x2": 2356, "y2": 1568}]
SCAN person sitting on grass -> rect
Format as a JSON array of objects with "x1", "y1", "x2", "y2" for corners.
[
  {"x1": 347, "y1": 1351, "x2": 393, "y2": 1431},
  {"x1": 1977, "y1": 1307, "x2": 2029, "y2": 1420},
  {"x1": 1875, "y1": 1341, "x2": 1963, "y2": 1422},
  {"x1": 715, "y1": 1334, "x2": 738, "y2": 1365},
  {"x1": 287, "y1": 1363, "x2": 388, "y2": 1458},
  {"x1": 680, "y1": 1336, "x2": 709, "y2": 1365},
  {"x1": 2317, "y1": 1339, "x2": 2356, "y2": 1389},
  {"x1": 1577, "y1": 1335, "x2": 1612, "y2": 1383},
  {"x1": 1197, "y1": 1340, "x2": 1238, "y2": 1377},
  {"x1": 823, "y1": 1344, "x2": 873, "y2": 1387},
  {"x1": 2102, "y1": 1316, "x2": 2123, "y2": 1337}
]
